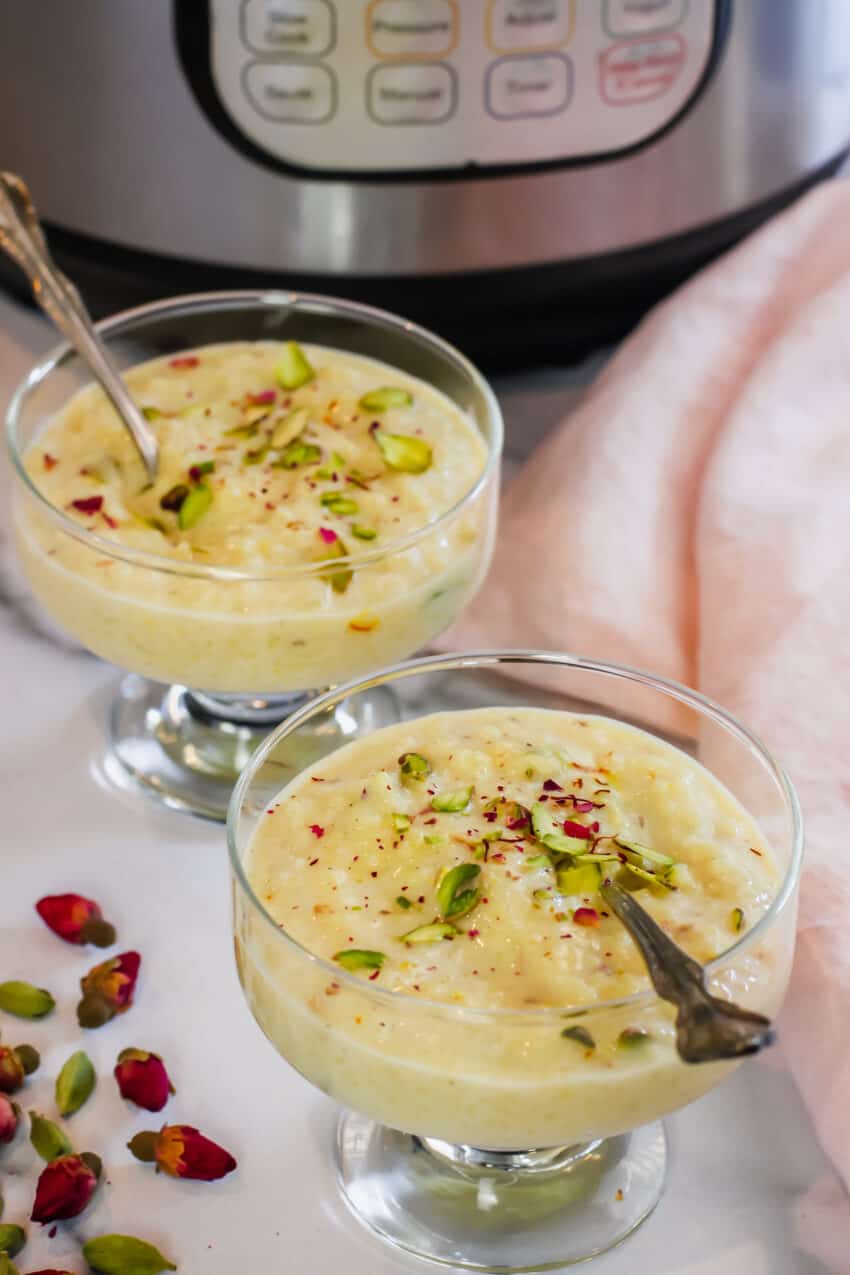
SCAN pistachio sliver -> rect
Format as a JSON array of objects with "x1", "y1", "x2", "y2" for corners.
[
  {"x1": 556, "y1": 862, "x2": 602, "y2": 896},
  {"x1": 531, "y1": 803, "x2": 590, "y2": 860},
  {"x1": 242, "y1": 403, "x2": 273, "y2": 427},
  {"x1": 374, "y1": 429, "x2": 432, "y2": 474},
  {"x1": 561, "y1": 1025, "x2": 596, "y2": 1051},
  {"x1": 242, "y1": 444, "x2": 270, "y2": 467},
  {"x1": 400, "y1": 922, "x2": 458, "y2": 945},
  {"x1": 352, "y1": 525, "x2": 377, "y2": 540},
  {"x1": 273, "y1": 438, "x2": 321, "y2": 469},
  {"x1": 437, "y1": 863, "x2": 481, "y2": 920},
  {"x1": 178, "y1": 482, "x2": 213, "y2": 530},
  {"x1": 275, "y1": 340, "x2": 315, "y2": 390},
  {"x1": 271, "y1": 405, "x2": 310, "y2": 449},
  {"x1": 223, "y1": 422, "x2": 260, "y2": 440},
  {"x1": 320, "y1": 492, "x2": 359, "y2": 516},
  {"x1": 359, "y1": 386, "x2": 413, "y2": 412},
  {"x1": 317, "y1": 533, "x2": 353, "y2": 593},
  {"x1": 333, "y1": 949, "x2": 386, "y2": 972},
  {"x1": 431, "y1": 786, "x2": 472, "y2": 814},
  {"x1": 399, "y1": 752, "x2": 430, "y2": 781},
  {"x1": 613, "y1": 837, "x2": 677, "y2": 886}
]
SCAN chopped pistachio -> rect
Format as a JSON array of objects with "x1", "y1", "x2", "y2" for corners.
[
  {"x1": 392, "y1": 813, "x2": 411, "y2": 833},
  {"x1": 333, "y1": 949, "x2": 385, "y2": 972},
  {"x1": 374, "y1": 430, "x2": 432, "y2": 474},
  {"x1": 399, "y1": 752, "x2": 430, "y2": 781},
  {"x1": 223, "y1": 422, "x2": 259, "y2": 439},
  {"x1": 140, "y1": 405, "x2": 162, "y2": 421},
  {"x1": 400, "y1": 921, "x2": 458, "y2": 945},
  {"x1": 617, "y1": 1028, "x2": 651, "y2": 1051},
  {"x1": 243, "y1": 444, "x2": 270, "y2": 467},
  {"x1": 275, "y1": 340, "x2": 315, "y2": 390},
  {"x1": 242, "y1": 403, "x2": 273, "y2": 427},
  {"x1": 331, "y1": 451, "x2": 346, "y2": 468},
  {"x1": 178, "y1": 482, "x2": 213, "y2": 530},
  {"x1": 482, "y1": 798, "x2": 531, "y2": 833},
  {"x1": 556, "y1": 862, "x2": 602, "y2": 896},
  {"x1": 273, "y1": 438, "x2": 321, "y2": 469},
  {"x1": 730, "y1": 907, "x2": 745, "y2": 933},
  {"x1": 437, "y1": 863, "x2": 481, "y2": 920},
  {"x1": 318, "y1": 534, "x2": 352, "y2": 593},
  {"x1": 431, "y1": 787, "x2": 472, "y2": 814},
  {"x1": 271, "y1": 405, "x2": 310, "y2": 449},
  {"x1": 320, "y1": 492, "x2": 359, "y2": 516},
  {"x1": 190, "y1": 459, "x2": 216, "y2": 476},
  {"x1": 424, "y1": 833, "x2": 445, "y2": 845},
  {"x1": 613, "y1": 838, "x2": 677, "y2": 889},
  {"x1": 396, "y1": 896, "x2": 413, "y2": 910},
  {"x1": 531, "y1": 803, "x2": 591, "y2": 860},
  {"x1": 524, "y1": 853, "x2": 552, "y2": 871},
  {"x1": 352, "y1": 525, "x2": 377, "y2": 540},
  {"x1": 359, "y1": 386, "x2": 413, "y2": 412},
  {"x1": 159, "y1": 484, "x2": 189, "y2": 513},
  {"x1": 561, "y1": 1026, "x2": 596, "y2": 1051},
  {"x1": 532, "y1": 887, "x2": 552, "y2": 904}
]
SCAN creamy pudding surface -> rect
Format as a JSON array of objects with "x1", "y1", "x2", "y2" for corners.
[{"x1": 18, "y1": 342, "x2": 493, "y2": 691}]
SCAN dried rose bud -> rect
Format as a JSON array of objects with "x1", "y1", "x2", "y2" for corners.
[
  {"x1": 0, "y1": 1095, "x2": 20, "y2": 1144},
  {"x1": 0, "y1": 1049, "x2": 24, "y2": 1095},
  {"x1": 31, "y1": 1153, "x2": 101, "y2": 1223},
  {"x1": 114, "y1": 1049, "x2": 174, "y2": 1113},
  {"x1": 128, "y1": 1124, "x2": 236, "y2": 1181},
  {"x1": 77, "y1": 951, "x2": 140, "y2": 1029},
  {"x1": 36, "y1": 894, "x2": 116, "y2": 947}
]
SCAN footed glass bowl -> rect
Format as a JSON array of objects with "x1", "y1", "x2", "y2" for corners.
[
  {"x1": 6, "y1": 292, "x2": 501, "y2": 820},
  {"x1": 228, "y1": 651, "x2": 802, "y2": 1272}
]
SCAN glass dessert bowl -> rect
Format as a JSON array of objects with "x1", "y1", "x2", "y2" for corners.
[
  {"x1": 229, "y1": 651, "x2": 802, "y2": 1272},
  {"x1": 6, "y1": 292, "x2": 501, "y2": 820}
]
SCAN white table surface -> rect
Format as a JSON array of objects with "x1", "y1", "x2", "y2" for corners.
[{"x1": 0, "y1": 292, "x2": 835, "y2": 1275}]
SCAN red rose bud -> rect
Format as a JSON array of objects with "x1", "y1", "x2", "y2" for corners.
[
  {"x1": 77, "y1": 951, "x2": 140, "y2": 1029},
  {"x1": 31, "y1": 1153, "x2": 101, "y2": 1223},
  {"x1": 0, "y1": 1093, "x2": 20, "y2": 1143},
  {"x1": 114, "y1": 1049, "x2": 174, "y2": 1112},
  {"x1": 128, "y1": 1124, "x2": 236, "y2": 1181},
  {"x1": 0, "y1": 1044, "x2": 38, "y2": 1094},
  {"x1": 36, "y1": 894, "x2": 116, "y2": 947}
]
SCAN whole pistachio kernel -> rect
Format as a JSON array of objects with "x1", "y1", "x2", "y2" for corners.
[
  {"x1": 82, "y1": 1233, "x2": 177, "y2": 1275},
  {"x1": 55, "y1": 1050, "x2": 96, "y2": 1117},
  {"x1": 271, "y1": 405, "x2": 310, "y2": 449},
  {"x1": 618, "y1": 1028, "x2": 652, "y2": 1051},
  {"x1": 730, "y1": 907, "x2": 745, "y2": 933},
  {"x1": 399, "y1": 752, "x2": 430, "y2": 781},
  {"x1": 0, "y1": 1224, "x2": 25, "y2": 1258},
  {"x1": 178, "y1": 482, "x2": 213, "y2": 530},
  {"x1": 0, "y1": 982, "x2": 55, "y2": 1020},
  {"x1": 400, "y1": 922, "x2": 458, "y2": 945},
  {"x1": 29, "y1": 1112, "x2": 73, "y2": 1162},
  {"x1": 431, "y1": 786, "x2": 473, "y2": 814},
  {"x1": 373, "y1": 430, "x2": 432, "y2": 475},
  {"x1": 333, "y1": 950, "x2": 385, "y2": 972},
  {"x1": 275, "y1": 340, "x2": 315, "y2": 390},
  {"x1": 358, "y1": 386, "x2": 413, "y2": 412},
  {"x1": 561, "y1": 1026, "x2": 596, "y2": 1051},
  {"x1": 437, "y1": 863, "x2": 481, "y2": 920},
  {"x1": 159, "y1": 483, "x2": 189, "y2": 513},
  {"x1": 320, "y1": 493, "x2": 359, "y2": 516}
]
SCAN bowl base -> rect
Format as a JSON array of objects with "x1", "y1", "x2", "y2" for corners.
[
  {"x1": 335, "y1": 1111, "x2": 667, "y2": 1271},
  {"x1": 107, "y1": 674, "x2": 399, "y2": 821}
]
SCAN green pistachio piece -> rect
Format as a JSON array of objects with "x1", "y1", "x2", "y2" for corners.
[
  {"x1": 530, "y1": 803, "x2": 592, "y2": 860},
  {"x1": 482, "y1": 798, "x2": 531, "y2": 833},
  {"x1": 191, "y1": 459, "x2": 215, "y2": 476},
  {"x1": 55, "y1": 1050, "x2": 96, "y2": 1117},
  {"x1": 320, "y1": 493, "x2": 359, "y2": 516},
  {"x1": 242, "y1": 403, "x2": 273, "y2": 427},
  {"x1": 333, "y1": 949, "x2": 386, "y2": 972},
  {"x1": 318, "y1": 534, "x2": 352, "y2": 593},
  {"x1": 400, "y1": 922, "x2": 458, "y2": 945},
  {"x1": 178, "y1": 482, "x2": 213, "y2": 530},
  {"x1": 82, "y1": 1234, "x2": 177, "y2": 1275},
  {"x1": 532, "y1": 887, "x2": 552, "y2": 904},
  {"x1": 351, "y1": 525, "x2": 377, "y2": 540},
  {"x1": 331, "y1": 451, "x2": 346, "y2": 468},
  {"x1": 0, "y1": 1225, "x2": 24, "y2": 1258},
  {"x1": 556, "y1": 862, "x2": 602, "y2": 895},
  {"x1": 613, "y1": 838, "x2": 677, "y2": 890},
  {"x1": 140, "y1": 406, "x2": 162, "y2": 421},
  {"x1": 618, "y1": 1028, "x2": 652, "y2": 1051},
  {"x1": 431, "y1": 787, "x2": 472, "y2": 814},
  {"x1": 424, "y1": 834, "x2": 444, "y2": 845},
  {"x1": 159, "y1": 483, "x2": 189, "y2": 513},
  {"x1": 392, "y1": 813, "x2": 411, "y2": 833},
  {"x1": 29, "y1": 1111, "x2": 73, "y2": 1161},
  {"x1": 242, "y1": 444, "x2": 270, "y2": 467},
  {"x1": 373, "y1": 430, "x2": 432, "y2": 474},
  {"x1": 275, "y1": 340, "x2": 315, "y2": 390},
  {"x1": 273, "y1": 438, "x2": 322, "y2": 469},
  {"x1": 524, "y1": 853, "x2": 552, "y2": 871},
  {"x1": 359, "y1": 386, "x2": 413, "y2": 412},
  {"x1": 730, "y1": 907, "x2": 745, "y2": 933},
  {"x1": 437, "y1": 863, "x2": 481, "y2": 920},
  {"x1": 399, "y1": 752, "x2": 430, "y2": 781},
  {"x1": 561, "y1": 1026, "x2": 596, "y2": 1051},
  {"x1": 271, "y1": 405, "x2": 310, "y2": 449},
  {"x1": 223, "y1": 422, "x2": 259, "y2": 439},
  {"x1": 396, "y1": 896, "x2": 413, "y2": 910},
  {"x1": 0, "y1": 981, "x2": 54, "y2": 1019}
]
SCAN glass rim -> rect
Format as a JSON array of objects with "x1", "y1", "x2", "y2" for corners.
[
  {"x1": 227, "y1": 649, "x2": 804, "y2": 1023},
  {"x1": 5, "y1": 289, "x2": 503, "y2": 583}
]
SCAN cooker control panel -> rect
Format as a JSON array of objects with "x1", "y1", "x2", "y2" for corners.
[{"x1": 209, "y1": 0, "x2": 716, "y2": 173}]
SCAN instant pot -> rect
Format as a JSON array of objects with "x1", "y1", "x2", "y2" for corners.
[{"x1": 2, "y1": 0, "x2": 850, "y2": 361}]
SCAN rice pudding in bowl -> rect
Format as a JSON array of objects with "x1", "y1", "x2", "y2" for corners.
[
  {"x1": 6, "y1": 293, "x2": 501, "y2": 820},
  {"x1": 229, "y1": 652, "x2": 802, "y2": 1271}
]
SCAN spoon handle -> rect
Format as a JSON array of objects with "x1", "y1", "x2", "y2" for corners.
[
  {"x1": 0, "y1": 172, "x2": 159, "y2": 478},
  {"x1": 600, "y1": 880, "x2": 774, "y2": 1064}
]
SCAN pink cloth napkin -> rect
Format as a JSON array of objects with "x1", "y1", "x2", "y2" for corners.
[{"x1": 444, "y1": 180, "x2": 850, "y2": 1263}]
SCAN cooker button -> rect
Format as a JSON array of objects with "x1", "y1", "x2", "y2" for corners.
[
  {"x1": 486, "y1": 0, "x2": 575, "y2": 53},
  {"x1": 241, "y1": 0, "x2": 336, "y2": 58},
  {"x1": 366, "y1": 0, "x2": 459, "y2": 60},
  {"x1": 366, "y1": 62, "x2": 457, "y2": 124},
  {"x1": 599, "y1": 34, "x2": 686, "y2": 104},
  {"x1": 243, "y1": 60, "x2": 337, "y2": 122},
  {"x1": 603, "y1": 0, "x2": 688, "y2": 39},
  {"x1": 485, "y1": 53, "x2": 573, "y2": 118}
]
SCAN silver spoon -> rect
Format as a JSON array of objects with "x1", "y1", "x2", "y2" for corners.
[
  {"x1": 0, "y1": 172, "x2": 159, "y2": 479},
  {"x1": 600, "y1": 879, "x2": 774, "y2": 1064}
]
